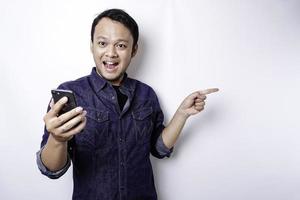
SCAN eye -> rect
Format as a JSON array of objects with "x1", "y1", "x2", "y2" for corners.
[
  {"x1": 116, "y1": 43, "x2": 127, "y2": 49},
  {"x1": 97, "y1": 41, "x2": 106, "y2": 47}
]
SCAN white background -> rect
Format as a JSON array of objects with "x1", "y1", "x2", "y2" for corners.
[{"x1": 1, "y1": 0, "x2": 299, "y2": 199}]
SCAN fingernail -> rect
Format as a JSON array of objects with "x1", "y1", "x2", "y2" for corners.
[
  {"x1": 76, "y1": 107, "x2": 83, "y2": 112},
  {"x1": 82, "y1": 110, "x2": 87, "y2": 116}
]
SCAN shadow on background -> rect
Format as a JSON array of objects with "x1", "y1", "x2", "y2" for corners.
[{"x1": 126, "y1": 35, "x2": 147, "y2": 79}]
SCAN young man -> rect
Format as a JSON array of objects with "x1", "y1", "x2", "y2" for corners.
[{"x1": 37, "y1": 9, "x2": 218, "y2": 200}]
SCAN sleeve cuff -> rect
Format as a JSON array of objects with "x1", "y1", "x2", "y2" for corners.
[
  {"x1": 155, "y1": 134, "x2": 174, "y2": 158},
  {"x1": 36, "y1": 146, "x2": 71, "y2": 179}
]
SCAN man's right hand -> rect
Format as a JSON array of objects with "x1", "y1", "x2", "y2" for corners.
[{"x1": 43, "y1": 97, "x2": 87, "y2": 143}]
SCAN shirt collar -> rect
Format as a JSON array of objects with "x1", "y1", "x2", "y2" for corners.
[
  {"x1": 89, "y1": 67, "x2": 107, "y2": 92},
  {"x1": 119, "y1": 73, "x2": 136, "y2": 92},
  {"x1": 89, "y1": 67, "x2": 136, "y2": 93}
]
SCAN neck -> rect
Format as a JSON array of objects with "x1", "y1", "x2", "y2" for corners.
[{"x1": 95, "y1": 69, "x2": 124, "y2": 86}]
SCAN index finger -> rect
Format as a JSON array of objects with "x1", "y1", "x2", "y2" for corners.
[
  {"x1": 48, "y1": 96, "x2": 68, "y2": 116},
  {"x1": 199, "y1": 88, "x2": 219, "y2": 95}
]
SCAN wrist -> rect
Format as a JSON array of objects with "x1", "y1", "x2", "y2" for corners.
[
  {"x1": 48, "y1": 134, "x2": 68, "y2": 147},
  {"x1": 175, "y1": 109, "x2": 190, "y2": 121}
]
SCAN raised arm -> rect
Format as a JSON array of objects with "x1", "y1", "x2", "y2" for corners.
[{"x1": 161, "y1": 88, "x2": 219, "y2": 149}]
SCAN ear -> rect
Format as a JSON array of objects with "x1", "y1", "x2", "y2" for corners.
[
  {"x1": 90, "y1": 41, "x2": 94, "y2": 53},
  {"x1": 131, "y1": 44, "x2": 138, "y2": 57}
]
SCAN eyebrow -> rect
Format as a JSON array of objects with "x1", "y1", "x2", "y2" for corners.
[{"x1": 95, "y1": 36, "x2": 129, "y2": 43}]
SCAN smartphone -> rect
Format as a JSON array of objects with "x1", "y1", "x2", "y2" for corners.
[{"x1": 51, "y1": 89, "x2": 77, "y2": 115}]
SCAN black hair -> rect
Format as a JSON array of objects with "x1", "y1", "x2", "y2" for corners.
[{"x1": 91, "y1": 9, "x2": 139, "y2": 48}]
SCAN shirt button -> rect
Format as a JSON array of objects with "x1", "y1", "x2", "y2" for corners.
[
  {"x1": 111, "y1": 96, "x2": 115, "y2": 100},
  {"x1": 119, "y1": 138, "x2": 122, "y2": 142},
  {"x1": 120, "y1": 162, "x2": 124, "y2": 166}
]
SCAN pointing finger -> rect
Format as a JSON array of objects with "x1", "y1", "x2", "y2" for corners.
[{"x1": 199, "y1": 88, "x2": 219, "y2": 95}]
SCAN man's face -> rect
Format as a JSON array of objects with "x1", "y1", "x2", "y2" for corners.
[{"x1": 90, "y1": 17, "x2": 137, "y2": 86}]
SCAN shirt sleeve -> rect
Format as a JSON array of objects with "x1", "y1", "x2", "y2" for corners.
[
  {"x1": 36, "y1": 146, "x2": 71, "y2": 179},
  {"x1": 155, "y1": 134, "x2": 173, "y2": 157},
  {"x1": 150, "y1": 89, "x2": 174, "y2": 158}
]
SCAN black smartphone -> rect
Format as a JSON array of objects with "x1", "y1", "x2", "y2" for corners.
[{"x1": 51, "y1": 89, "x2": 77, "y2": 115}]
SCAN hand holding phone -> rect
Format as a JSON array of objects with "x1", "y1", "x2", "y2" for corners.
[{"x1": 43, "y1": 89, "x2": 86, "y2": 143}]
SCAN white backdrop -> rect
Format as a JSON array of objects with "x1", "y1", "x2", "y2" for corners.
[{"x1": 1, "y1": 0, "x2": 300, "y2": 199}]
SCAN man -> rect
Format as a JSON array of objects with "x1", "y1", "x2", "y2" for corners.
[{"x1": 37, "y1": 8, "x2": 218, "y2": 200}]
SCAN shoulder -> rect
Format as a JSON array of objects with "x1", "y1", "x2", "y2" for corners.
[{"x1": 127, "y1": 78, "x2": 160, "y2": 103}]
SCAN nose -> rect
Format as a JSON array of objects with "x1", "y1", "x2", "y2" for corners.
[{"x1": 105, "y1": 45, "x2": 118, "y2": 58}]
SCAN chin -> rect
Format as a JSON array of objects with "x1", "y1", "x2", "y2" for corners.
[{"x1": 96, "y1": 67, "x2": 125, "y2": 83}]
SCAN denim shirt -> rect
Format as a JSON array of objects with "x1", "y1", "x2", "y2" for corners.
[{"x1": 37, "y1": 68, "x2": 172, "y2": 200}]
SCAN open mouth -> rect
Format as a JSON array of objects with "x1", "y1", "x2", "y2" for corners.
[{"x1": 103, "y1": 61, "x2": 119, "y2": 71}]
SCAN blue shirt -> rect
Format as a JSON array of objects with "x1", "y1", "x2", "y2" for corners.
[{"x1": 37, "y1": 68, "x2": 172, "y2": 200}]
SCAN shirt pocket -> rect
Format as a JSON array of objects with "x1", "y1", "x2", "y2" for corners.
[
  {"x1": 132, "y1": 107, "x2": 154, "y2": 144},
  {"x1": 75, "y1": 108, "x2": 110, "y2": 150}
]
